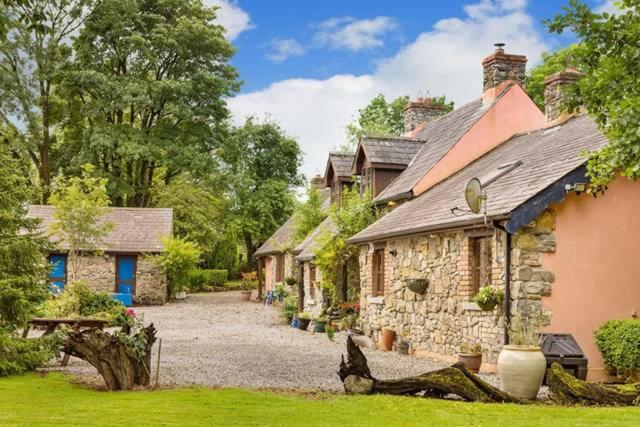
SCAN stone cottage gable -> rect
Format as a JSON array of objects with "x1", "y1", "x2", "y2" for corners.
[{"x1": 28, "y1": 205, "x2": 173, "y2": 253}]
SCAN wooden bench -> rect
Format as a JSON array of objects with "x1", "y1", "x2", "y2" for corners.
[{"x1": 23, "y1": 318, "x2": 111, "y2": 366}]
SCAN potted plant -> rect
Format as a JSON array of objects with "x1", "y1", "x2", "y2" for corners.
[
  {"x1": 458, "y1": 342, "x2": 483, "y2": 373},
  {"x1": 314, "y1": 316, "x2": 328, "y2": 333},
  {"x1": 240, "y1": 271, "x2": 255, "y2": 301},
  {"x1": 285, "y1": 276, "x2": 297, "y2": 287},
  {"x1": 282, "y1": 295, "x2": 297, "y2": 324},
  {"x1": 406, "y1": 278, "x2": 428, "y2": 294},
  {"x1": 397, "y1": 333, "x2": 411, "y2": 355},
  {"x1": 296, "y1": 312, "x2": 312, "y2": 331},
  {"x1": 326, "y1": 323, "x2": 336, "y2": 341},
  {"x1": 497, "y1": 307, "x2": 547, "y2": 400},
  {"x1": 474, "y1": 286, "x2": 504, "y2": 311}
]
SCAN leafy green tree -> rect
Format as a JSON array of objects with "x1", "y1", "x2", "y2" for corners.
[
  {"x1": 525, "y1": 45, "x2": 580, "y2": 109},
  {"x1": 314, "y1": 185, "x2": 378, "y2": 301},
  {"x1": 49, "y1": 165, "x2": 113, "y2": 281},
  {"x1": 153, "y1": 236, "x2": 201, "y2": 296},
  {"x1": 292, "y1": 186, "x2": 327, "y2": 243},
  {"x1": 220, "y1": 118, "x2": 303, "y2": 265},
  {"x1": 0, "y1": 142, "x2": 49, "y2": 330},
  {"x1": 0, "y1": 0, "x2": 93, "y2": 203},
  {"x1": 62, "y1": 0, "x2": 240, "y2": 207},
  {"x1": 154, "y1": 176, "x2": 226, "y2": 259},
  {"x1": 344, "y1": 94, "x2": 454, "y2": 150},
  {"x1": 547, "y1": 0, "x2": 640, "y2": 186}
]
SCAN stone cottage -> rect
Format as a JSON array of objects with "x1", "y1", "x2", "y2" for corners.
[
  {"x1": 348, "y1": 49, "x2": 640, "y2": 381},
  {"x1": 28, "y1": 205, "x2": 172, "y2": 305}
]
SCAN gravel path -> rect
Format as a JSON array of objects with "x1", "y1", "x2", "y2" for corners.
[{"x1": 58, "y1": 291, "x2": 454, "y2": 391}]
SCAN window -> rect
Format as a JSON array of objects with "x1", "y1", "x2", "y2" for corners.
[
  {"x1": 275, "y1": 254, "x2": 285, "y2": 282},
  {"x1": 48, "y1": 254, "x2": 67, "y2": 291},
  {"x1": 471, "y1": 237, "x2": 492, "y2": 295},
  {"x1": 309, "y1": 264, "x2": 317, "y2": 299},
  {"x1": 372, "y1": 249, "x2": 385, "y2": 296}
]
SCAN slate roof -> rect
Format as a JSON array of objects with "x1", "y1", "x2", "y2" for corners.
[
  {"x1": 326, "y1": 152, "x2": 355, "y2": 180},
  {"x1": 255, "y1": 188, "x2": 331, "y2": 257},
  {"x1": 28, "y1": 205, "x2": 173, "y2": 253},
  {"x1": 375, "y1": 96, "x2": 491, "y2": 202},
  {"x1": 349, "y1": 115, "x2": 607, "y2": 243},
  {"x1": 295, "y1": 216, "x2": 337, "y2": 262},
  {"x1": 356, "y1": 136, "x2": 424, "y2": 169}
]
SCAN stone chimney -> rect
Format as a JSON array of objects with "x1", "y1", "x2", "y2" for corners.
[
  {"x1": 482, "y1": 43, "x2": 527, "y2": 96},
  {"x1": 310, "y1": 174, "x2": 324, "y2": 190},
  {"x1": 403, "y1": 97, "x2": 447, "y2": 132},
  {"x1": 544, "y1": 67, "x2": 585, "y2": 125}
]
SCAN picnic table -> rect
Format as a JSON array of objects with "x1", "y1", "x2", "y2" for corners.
[{"x1": 22, "y1": 318, "x2": 111, "y2": 366}]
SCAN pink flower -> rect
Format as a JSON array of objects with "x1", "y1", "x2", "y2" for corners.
[{"x1": 125, "y1": 308, "x2": 137, "y2": 318}]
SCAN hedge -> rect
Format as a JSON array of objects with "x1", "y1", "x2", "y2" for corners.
[
  {"x1": 594, "y1": 319, "x2": 640, "y2": 381},
  {"x1": 188, "y1": 269, "x2": 228, "y2": 291}
]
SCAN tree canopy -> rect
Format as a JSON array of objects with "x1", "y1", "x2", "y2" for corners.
[
  {"x1": 547, "y1": 0, "x2": 640, "y2": 186},
  {"x1": 219, "y1": 117, "x2": 303, "y2": 265},
  {"x1": 292, "y1": 186, "x2": 328, "y2": 244},
  {"x1": 525, "y1": 45, "x2": 580, "y2": 110}
]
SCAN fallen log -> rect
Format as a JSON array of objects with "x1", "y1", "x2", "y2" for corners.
[
  {"x1": 338, "y1": 335, "x2": 521, "y2": 403},
  {"x1": 547, "y1": 363, "x2": 640, "y2": 406},
  {"x1": 63, "y1": 324, "x2": 157, "y2": 391}
]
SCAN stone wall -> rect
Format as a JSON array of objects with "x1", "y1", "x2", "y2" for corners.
[
  {"x1": 265, "y1": 252, "x2": 296, "y2": 289},
  {"x1": 302, "y1": 261, "x2": 325, "y2": 317},
  {"x1": 358, "y1": 211, "x2": 558, "y2": 365},
  {"x1": 72, "y1": 253, "x2": 167, "y2": 305}
]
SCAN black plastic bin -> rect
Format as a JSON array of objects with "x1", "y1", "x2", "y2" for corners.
[{"x1": 541, "y1": 333, "x2": 588, "y2": 384}]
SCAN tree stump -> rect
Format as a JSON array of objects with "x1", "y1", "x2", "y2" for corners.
[
  {"x1": 338, "y1": 335, "x2": 521, "y2": 403},
  {"x1": 63, "y1": 324, "x2": 157, "y2": 391},
  {"x1": 547, "y1": 363, "x2": 640, "y2": 406}
]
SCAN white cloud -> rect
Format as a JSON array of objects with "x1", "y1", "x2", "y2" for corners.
[
  {"x1": 595, "y1": 0, "x2": 621, "y2": 14},
  {"x1": 265, "y1": 38, "x2": 306, "y2": 63},
  {"x1": 205, "y1": 0, "x2": 253, "y2": 40},
  {"x1": 313, "y1": 16, "x2": 398, "y2": 51},
  {"x1": 228, "y1": 0, "x2": 548, "y2": 178}
]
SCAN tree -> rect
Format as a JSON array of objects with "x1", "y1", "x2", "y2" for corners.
[
  {"x1": 314, "y1": 185, "x2": 378, "y2": 302},
  {"x1": 0, "y1": 0, "x2": 93, "y2": 203},
  {"x1": 292, "y1": 186, "x2": 327, "y2": 243},
  {"x1": 525, "y1": 45, "x2": 580, "y2": 109},
  {"x1": 220, "y1": 118, "x2": 303, "y2": 266},
  {"x1": 49, "y1": 165, "x2": 113, "y2": 281},
  {"x1": 153, "y1": 236, "x2": 201, "y2": 296},
  {"x1": 547, "y1": 0, "x2": 640, "y2": 186},
  {"x1": 153, "y1": 176, "x2": 227, "y2": 263},
  {"x1": 61, "y1": 0, "x2": 240, "y2": 206},
  {"x1": 344, "y1": 94, "x2": 454, "y2": 150},
  {"x1": 0, "y1": 142, "x2": 48, "y2": 330}
]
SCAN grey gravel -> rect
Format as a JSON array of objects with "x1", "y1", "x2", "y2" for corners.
[{"x1": 56, "y1": 291, "x2": 459, "y2": 391}]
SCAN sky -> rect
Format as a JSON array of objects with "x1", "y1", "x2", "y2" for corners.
[{"x1": 207, "y1": 0, "x2": 615, "y2": 179}]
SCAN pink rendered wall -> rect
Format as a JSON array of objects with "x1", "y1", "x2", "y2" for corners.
[
  {"x1": 542, "y1": 177, "x2": 640, "y2": 380},
  {"x1": 264, "y1": 256, "x2": 273, "y2": 291},
  {"x1": 413, "y1": 84, "x2": 545, "y2": 197}
]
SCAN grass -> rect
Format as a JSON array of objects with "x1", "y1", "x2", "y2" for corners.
[
  {"x1": 222, "y1": 280, "x2": 256, "y2": 290},
  {"x1": 1, "y1": 374, "x2": 639, "y2": 426}
]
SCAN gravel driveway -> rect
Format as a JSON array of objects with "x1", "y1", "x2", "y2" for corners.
[{"x1": 60, "y1": 291, "x2": 450, "y2": 391}]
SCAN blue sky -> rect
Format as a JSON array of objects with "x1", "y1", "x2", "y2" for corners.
[{"x1": 209, "y1": 0, "x2": 613, "y2": 177}]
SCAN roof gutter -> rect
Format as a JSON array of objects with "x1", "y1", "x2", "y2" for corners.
[
  {"x1": 347, "y1": 214, "x2": 511, "y2": 245},
  {"x1": 374, "y1": 190, "x2": 413, "y2": 206}
]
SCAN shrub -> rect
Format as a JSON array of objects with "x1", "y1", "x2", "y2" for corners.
[
  {"x1": 152, "y1": 237, "x2": 201, "y2": 295},
  {"x1": 274, "y1": 283, "x2": 289, "y2": 298},
  {"x1": 594, "y1": 319, "x2": 640, "y2": 381},
  {"x1": 188, "y1": 269, "x2": 228, "y2": 291},
  {"x1": 41, "y1": 281, "x2": 124, "y2": 321},
  {"x1": 282, "y1": 295, "x2": 297, "y2": 322},
  {"x1": 0, "y1": 332, "x2": 61, "y2": 377}
]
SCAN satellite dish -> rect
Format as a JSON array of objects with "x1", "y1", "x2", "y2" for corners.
[{"x1": 465, "y1": 178, "x2": 483, "y2": 214}]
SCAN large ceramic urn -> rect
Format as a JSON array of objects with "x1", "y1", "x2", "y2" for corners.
[{"x1": 497, "y1": 345, "x2": 546, "y2": 400}]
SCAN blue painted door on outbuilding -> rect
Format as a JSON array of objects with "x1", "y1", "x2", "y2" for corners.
[
  {"x1": 49, "y1": 254, "x2": 67, "y2": 291},
  {"x1": 116, "y1": 255, "x2": 136, "y2": 295}
]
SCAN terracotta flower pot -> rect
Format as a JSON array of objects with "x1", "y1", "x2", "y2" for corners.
[
  {"x1": 458, "y1": 354, "x2": 483, "y2": 373},
  {"x1": 380, "y1": 328, "x2": 396, "y2": 351},
  {"x1": 497, "y1": 345, "x2": 546, "y2": 400},
  {"x1": 240, "y1": 290, "x2": 252, "y2": 301}
]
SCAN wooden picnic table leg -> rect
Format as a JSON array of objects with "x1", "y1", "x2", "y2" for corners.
[{"x1": 22, "y1": 324, "x2": 31, "y2": 338}]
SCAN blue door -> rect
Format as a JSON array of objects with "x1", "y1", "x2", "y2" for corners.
[
  {"x1": 49, "y1": 254, "x2": 67, "y2": 292},
  {"x1": 116, "y1": 256, "x2": 136, "y2": 295}
]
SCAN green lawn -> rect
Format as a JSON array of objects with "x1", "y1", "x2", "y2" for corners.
[{"x1": 1, "y1": 374, "x2": 639, "y2": 426}]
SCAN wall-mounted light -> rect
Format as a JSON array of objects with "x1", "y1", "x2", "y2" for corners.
[{"x1": 564, "y1": 183, "x2": 588, "y2": 194}]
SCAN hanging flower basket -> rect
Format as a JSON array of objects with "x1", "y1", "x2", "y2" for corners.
[
  {"x1": 473, "y1": 286, "x2": 504, "y2": 311},
  {"x1": 406, "y1": 278, "x2": 428, "y2": 294}
]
